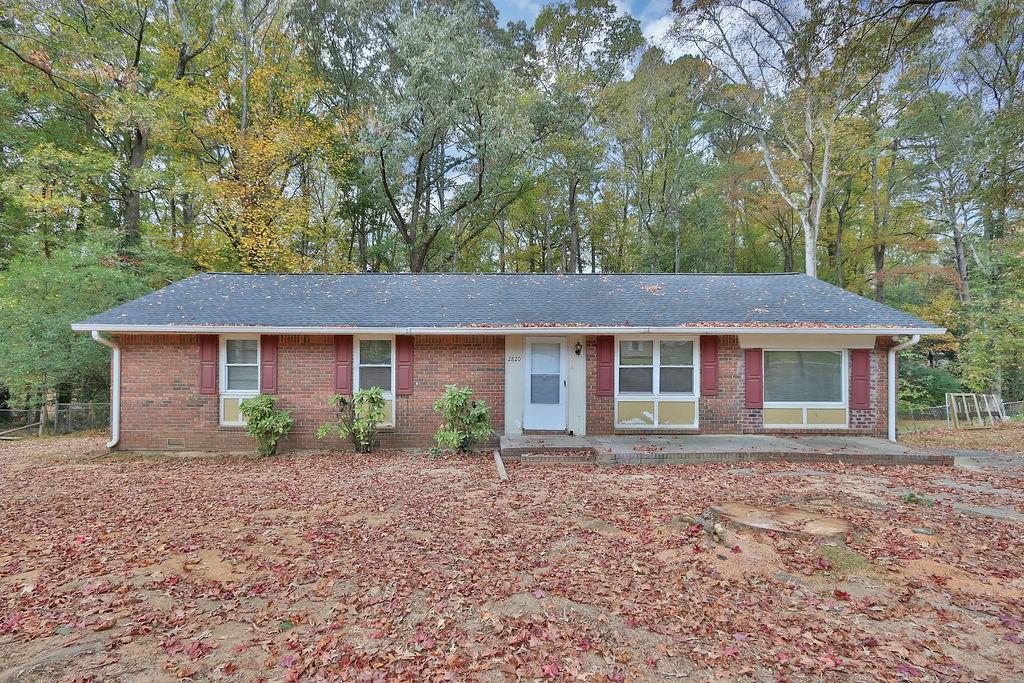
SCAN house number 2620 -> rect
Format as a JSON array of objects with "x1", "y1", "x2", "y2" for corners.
[{"x1": 507, "y1": 355, "x2": 522, "y2": 363}]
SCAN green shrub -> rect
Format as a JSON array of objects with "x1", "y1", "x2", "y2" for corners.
[
  {"x1": 899, "y1": 360, "x2": 962, "y2": 410},
  {"x1": 239, "y1": 395, "x2": 294, "y2": 456},
  {"x1": 317, "y1": 387, "x2": 387, "y2": 453},
  {"x1": 432, "y1": 384, "x2": 493, "y2": 453}
]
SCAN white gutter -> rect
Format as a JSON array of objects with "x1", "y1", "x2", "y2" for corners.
[
  {"x1": 71, "y1": 323, "x2": 946, "y2": 336},
  {"x1": 90, "y1": 331, "x2": 121, "y2": 449},
  {"x1": 888, "y1": 334, "x2": 921, "y2": 442}
]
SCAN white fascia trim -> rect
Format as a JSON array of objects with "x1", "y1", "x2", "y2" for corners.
[{"x1": 72, "y1": 324, "x2": 947, "y2": 336}]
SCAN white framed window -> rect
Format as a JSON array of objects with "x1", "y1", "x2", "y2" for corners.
[
  {"x1": 220, "y1": 335, "x2": 260, "y2": 426},
  {"x1": 354, "y1": 336, "x2": 395, "y2": 426},
  {"x1": 763, "y1": 350, "x2": 845, "y2": 406},
  {"x1": 615, "y1": 336, "x2": 699, "y2": 428},
  {"x1": 762, "y1": 349, "x2": 848, "y2": 428}
]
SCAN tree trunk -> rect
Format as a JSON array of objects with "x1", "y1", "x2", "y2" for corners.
[
  {"x1": 239, "y1": 0, "x2": 252, "y2": 134},
  {"x1": 950, "y1": 216, "x2": 970, "y2": 302},
  {"x1": 567, "y1": 176, "x2": 581, "y2": 273},
  {"x1": 800, "y1": 214, "x2": 816, "y2": 277},
  {"x1": 123, "y1": 124, "x2": 148, "y2": 247},
  {"x1": 873, "y1": 244, "x2": 886, "y2": 303},
  {"x1": 673, "y1": 220, "x2": 680, "y2": 273}
]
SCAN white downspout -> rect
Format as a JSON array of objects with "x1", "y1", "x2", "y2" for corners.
[
  {"x1": 888, "y1": 334, "x2": 920, "y2": 442},
  {"x1": 91, "y1": 331, "x2": 121, "y2": 449}
]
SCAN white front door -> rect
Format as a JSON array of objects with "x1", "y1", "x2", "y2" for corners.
[{"x1": 523, "y1": 338, "x2": 566, "y2": 430}]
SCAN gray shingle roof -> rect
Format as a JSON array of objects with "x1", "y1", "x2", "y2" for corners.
[{"x1": 73, "y1": 272, "x2": 942, "y2": 332}]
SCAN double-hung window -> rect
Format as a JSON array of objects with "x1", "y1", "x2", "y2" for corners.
[
  {"x1": 220, "y1": 336, "x2": 260, "y2": 425},
  {"x1": 762, "y1": 350, "x2": 847, "y2": 427},
  {"x1": 355, "y1": 337, "x2": 395, "y2": 425},
  {"x1": 615, "y1": 337, "x2": 698, "y2": 427}
]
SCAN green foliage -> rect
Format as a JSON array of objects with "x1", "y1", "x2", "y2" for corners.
[
  {"x1": 900, "y1": 493, "x2": 934, "y2": 507},
  {"x1": 317, "y1": 388, "x2": 387, "y2": 453},
  {"x1": 1, "y1": 0, "x2": 1022, "y2": 404},
  {"x1": 0, "y1": 237, "x2": 193, "y2": 405},
  {"x1": 432, "y1": 384, "x2": 493, "y2": 453},
  {"x1": 239, "y1": 395, "x2": 294, "y2": 456},
  {"x1": 898, "y1": 360, "x2": 962, "y2": 411}
]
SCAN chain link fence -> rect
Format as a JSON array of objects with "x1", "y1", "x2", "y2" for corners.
[
  {"x1": 0, "y1": 403, "x2": 111, "y2": 436},
  {"x1": 897, "y1": 404, "x2": 950, "y2": 433}
]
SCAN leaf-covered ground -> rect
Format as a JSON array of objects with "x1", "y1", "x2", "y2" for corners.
[
  {"x1": 1, "y1": 436, "x2": 1022, "y2": 682},
  {"x1": 903, "y1": 420, "x2": 1024, "y2": 454}
]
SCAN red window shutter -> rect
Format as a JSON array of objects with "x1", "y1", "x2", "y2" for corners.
[
  {"x1": 260, "y1": 335, "x2": 278, "y2": 394},
  {"x1": 395, "y1": 335, "x2": 414, "y2": 396},
  {"x1": 333, "y1": 335, "x2": 353, "y2": 394},
  {"x1": 596, "y1": 336, "x2": 614, "y2": 396},
  {"x1": 744, "y1": 348, "x2": 763, "y2": 409},
  {"x1": 700, "y1": 336, "x2": 719, "y2": 396},
  {"x1": 850, "y1": 349, "x2": 871, "y2": 409},
  {"x1": 199, "y1": 335, "x2": 218, "y2": 394}
]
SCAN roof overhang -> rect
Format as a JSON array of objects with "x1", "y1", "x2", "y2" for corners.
[{"x1": 71, "y1": 323, "x2": 946, "y2": 336}]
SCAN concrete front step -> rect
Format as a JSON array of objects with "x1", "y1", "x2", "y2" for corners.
[
  {"x1": 520, "y1": 453, "x2": 597, "y2": 465},
  {"x1": 499, "y1": 434, "x2": 953, "y2": 466}
]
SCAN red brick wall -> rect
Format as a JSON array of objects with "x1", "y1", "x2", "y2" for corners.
[
  {"x1": 116, "y1": 334, "x2": 504, "y2": 452},
  {"x1": 392, "y1": 335, "x2": 504, "y2": 447},
  {"x1": 117, "y1": 332, "x2": 889, "y2": 450},
  {"x1": 585, "y1": 337, "x2": 613, "y2": 435},
  {"x1": 584, "y1": 334, "x2": 890, "y2": 437}
]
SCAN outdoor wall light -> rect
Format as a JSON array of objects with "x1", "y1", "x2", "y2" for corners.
[{"x1": 574, "y1": 341, "x2": 583, "y2": 356}]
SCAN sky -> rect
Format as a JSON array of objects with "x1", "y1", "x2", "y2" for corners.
[{"x1": 494, "y1": 0, "x2": 676, "y2": 46}]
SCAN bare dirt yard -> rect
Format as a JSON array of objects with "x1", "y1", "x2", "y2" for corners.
[{"x1": 1, "y1": 436, "x2": 1023, "y2": 682}]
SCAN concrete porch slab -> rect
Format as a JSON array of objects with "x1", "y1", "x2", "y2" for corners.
[{"x1": 499, "y1": 434, "x2": 952, "y2": 466}]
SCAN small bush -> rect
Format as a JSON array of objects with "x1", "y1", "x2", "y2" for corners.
[
  {"x1": 239, "y1": 395, "x2": 294, "y2": 456},
  {"x1": 432, "y1": 384, "x2": 493, "y2": 453},
  {"x1": 901, "y1": 492, "x2": 934, "y2": 506},
  {"x1": 317, "y1": 388, "x2": 387, "y2": 453}
]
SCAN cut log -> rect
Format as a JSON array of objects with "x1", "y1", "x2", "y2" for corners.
[{"x1": 493, "y1": 450, "x2": 508, "y2": 482}]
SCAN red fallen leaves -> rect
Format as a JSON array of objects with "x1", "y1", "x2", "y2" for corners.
[
  {"x1": 162, "y1": 638, "x2": 214, "y2": 660},
  {"x1": 2, "y1": 436, "x2": 1023, "y2": 681}
]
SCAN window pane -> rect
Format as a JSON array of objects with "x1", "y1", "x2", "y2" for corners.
[
  {"x1": 360, "y1": 366, "x2": 391, "y2": 392},
  {"x1": 764, "y1": 351, "x2": 842, "y2": 402},
  {"x1": 660, "y1": 367, "x2": 694, "y2": 393},
  {"x1": 619, "y1": 367, "x2": 653, "y2": 393},
  {"x1": 360, "y1": 339, "x2": 392, "y2": 365},
  {"x1": 660, "y1": 340, "x2": 693, "y2": 366},
  {"x1": 530, "y1": 343, "x2": 560, "y2": 374},
  {"x1": 620, "y1": 341, "x2": 653, "y2": 366},
  {"x1": 226, "y1": 339, "x2": 257, "y2": 364},
  {"x1": 226, "y1": 365, "x2": 258, "y2": 391},
  {"x1": 530, "y1": 374, "x2": 560, "y2": 404}
]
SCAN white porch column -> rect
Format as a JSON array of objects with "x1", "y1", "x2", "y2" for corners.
[
  {"x1": 566, "y1": 335, "x2": 587, "y2": 435},
  {"x1": 504, "y1": 335, "x2": 524, "y2": 435}
]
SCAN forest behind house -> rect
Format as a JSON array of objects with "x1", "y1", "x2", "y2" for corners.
[{"x1": 0, "y1": 0, "x2": 1021, "y2": 411}]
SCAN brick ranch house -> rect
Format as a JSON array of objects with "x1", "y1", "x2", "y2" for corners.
[{"x1": 73, "y1": 273, "x2": 944, "y2": 452}]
